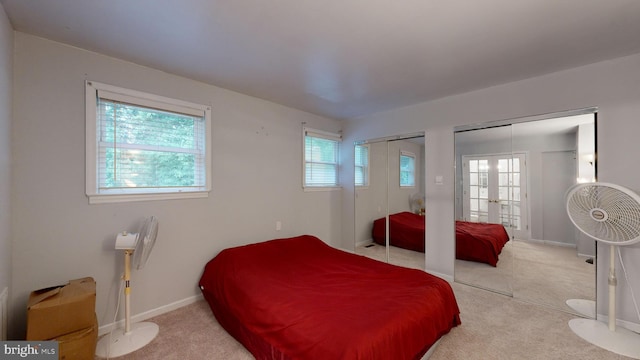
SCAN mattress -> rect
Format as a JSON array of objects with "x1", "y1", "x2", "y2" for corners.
[{"x1": 199, "y1": 235, "x2": 461, "y2": 360}]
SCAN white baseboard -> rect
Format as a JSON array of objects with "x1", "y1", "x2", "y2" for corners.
[
  {"x1": 525, "y1": 238, "x2": 576, "y2": 248},
  {"x1": 355, "y1": 238, "x2": 373, "y2": 248},
  {"x1": 426, "y1": 270, "x2": 453, "y2": 283},
  {"x1": 98, "y1": 294, "x2": 204, "y2": 336}
]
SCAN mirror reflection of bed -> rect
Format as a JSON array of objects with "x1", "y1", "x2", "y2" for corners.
[
  {"x1": 454, "y1": 111, "x2": 597, "y2": 317},
  {"x1": 354, "y1": 134, "x2": 426, "y2": 270}
]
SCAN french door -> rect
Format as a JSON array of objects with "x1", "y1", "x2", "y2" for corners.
[{"x1": 462, "y1": 153, "x2": 528, "y2": 239}]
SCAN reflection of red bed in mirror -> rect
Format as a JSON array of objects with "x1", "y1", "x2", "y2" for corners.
[
  {"x1": 199, "y1": 235, "x2": 461, "y2": 360},
  {"x1": 372, "y1": 211, "x2": 426, "y2": 252},
  {"x1": 372, "y1": 212, "x2": 510, "y2": 266}
]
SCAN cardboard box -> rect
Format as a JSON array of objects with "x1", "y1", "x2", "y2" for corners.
[
  {"x1": 54, "y1": 315, "x2": 98, "y2": 360},
  {"x1": 26, "y1": 277, "x2": 96, "y2": 340}
]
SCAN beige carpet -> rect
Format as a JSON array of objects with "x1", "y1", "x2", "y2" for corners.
[
  {"x1": 355, "y1": 242, "x2": 425, "y2": 270},
  {"x1": 95, "y1": 282, "x2": 631, "y2": 360},
  {"x1": 455, "y1": 239, "x2": 596, "y2": 316}
]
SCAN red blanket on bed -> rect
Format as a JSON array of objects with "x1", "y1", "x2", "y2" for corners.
[
  {"x1": 372, "y1": 211, "x2": 425, "y2": 252},
  {"x1": 199, "y1": 235, "x2": 460, "y2": 360},
  {"x1": 455, "y1": 220, "x2": 510, "y2": 267}
]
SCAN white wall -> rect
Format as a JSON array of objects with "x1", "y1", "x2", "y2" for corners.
[
  {"x1": 342, "y1": 52, "x2": 640, "y2": 326},
  {"x1": 0, "y1": 3, "x2": 13, "y2": 321},
  {"x1": 9, "y1": 33, "x2": 342, "y2": 339}
]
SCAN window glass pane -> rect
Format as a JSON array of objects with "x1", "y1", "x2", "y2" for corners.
[
  {"x1": 355, "y1": 168, "x2": 364, "y2": 185},
  {"x1": 354, "y1": 145, "x2": 368, "y2": 167},
  {"x1": 400, "y1": 153, "x2": 415, "y2": 187},
  {"x1": 305, "y1": 163, "x2": 337, "y2": 186},
  {"x1": 354, "y1": 145, "x2": 369, "y2": 187},
  {"x1": 97, "y1": 99, "x2": 205, "y2": 191},
  {"x1": 102, "y1": 149, "x2": 198, "y2": 189},
  {"x1": 100, "y1": 101, "x2": 198, "y2": 149},
  {"x1": 304, "y1": 132, "x2": 340, "y2": 187},
  {"x1": 306, "y1": 137, "x2": 337, "y2": 163}
]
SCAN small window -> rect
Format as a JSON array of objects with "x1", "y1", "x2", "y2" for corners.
[
  {"x1": 86, "y1": 81, "x2": 211, "y2": 204},
  {"x1": 400, "y1": 151, "x2": 415, "y2": 187},
  {"x1": 303, "y1": 128, "x2": 341, "y2": 189},
  {"x1": 354, "y1": 144, "x2": 369, "y2": 187}
]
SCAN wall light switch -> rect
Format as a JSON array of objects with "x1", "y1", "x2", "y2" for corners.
[
  {"x1": 435, "y1": 176, "x2": 444, "y2": 185},
  {"x1": 276, "y1": 221, "x2": 282, "y2": 231}
]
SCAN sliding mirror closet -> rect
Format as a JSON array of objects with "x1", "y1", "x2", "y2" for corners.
[
  {"x1": 454, "y1": 109, "x2": 597, "y2": 316},
  {"x1": 354, "y1": 133, "x2": 425, "y2": 270}
]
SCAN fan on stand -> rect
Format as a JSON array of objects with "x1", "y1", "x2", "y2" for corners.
[
  {"x1": 565, "y1": 183, "x2": 640, "y2": 359},
  {"x1": 96, "y1": 216, "x2": 160, "y2": 358},
  {"x1": 410, "y1": 193, "x2": 425, "y2": 216}
]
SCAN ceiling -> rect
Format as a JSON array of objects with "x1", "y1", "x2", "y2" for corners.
[{"x1": 2, "y1": 1, "x2": 640, "y2": 120}]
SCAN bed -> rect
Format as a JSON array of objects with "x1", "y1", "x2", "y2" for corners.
[
  {"x1": 199, "y1": 235, "x2": 461, "y2": 360},
  {"x1": 455, "y1": 220, "x2": 510, "y2": 267},
  {"x1": 372, "y1": 211, "x2": 426, "y2": 252},
  {"x1": 372, "y1": 212, "x2": 510, "y2": 266}
]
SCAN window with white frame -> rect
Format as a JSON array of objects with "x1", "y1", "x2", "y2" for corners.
[
  {"x1": 303, "y1": 128, "x2": 341, "y2": 189},
  {"x1": 400, "y1": 150, "x2": 416, "y2": 187},
  {"x1": 85, "y1": 81, "x2": 211, "y2": 204},
  {"x1": 354, "y1": 144, "x2": 369, "y2": 187}
]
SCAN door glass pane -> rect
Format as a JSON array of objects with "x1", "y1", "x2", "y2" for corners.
[
  {"x1": 478, "y1": 159, "x2": 488, "y2": 171},
  {"x1": 498, "y1": 158, "x2": 508, "y2": 172},
  {"x1": 470, "y1": 186, "x2": 478, "y2": 198},
  {"x1": 512, "y1": 187, "x2": 520, "y2": 201},
  {"x1": 499, "y1": 173, "x2": 508, "y2": 186},
  {"x1": 469, "y1": 160, "x2": 478, "y2": 172},
  {"x1": 479, "y1": 199, "x2": 488, "y2": 212},
  {"x1": 499, "y1": 186, "x2": 509, "y2": 200},
  {"x1": 470, "y1": 173, "x2": 478, "y2": 186}
]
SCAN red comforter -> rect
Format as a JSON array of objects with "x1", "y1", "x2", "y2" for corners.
[
  {"x1": 372, "y1": 211, "x2": 425, "y2": 252},
  {"x1": 199, "y1": 235, "x2": 461, "y2": 360},
  {"x1": 455, "y1": 220, "x2": 510, "y2": 267},
  {"x1": 372, "y1": 212, "x2": 509, "y2": 267}
]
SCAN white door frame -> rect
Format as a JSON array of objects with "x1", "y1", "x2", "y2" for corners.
[{"x1": 462, "y1": 152, "x2": 529, "y2": 239}]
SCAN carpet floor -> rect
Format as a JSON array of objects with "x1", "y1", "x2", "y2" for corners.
[{"x1": 95, "y1": 281, "x2": 632, "y2": 360}]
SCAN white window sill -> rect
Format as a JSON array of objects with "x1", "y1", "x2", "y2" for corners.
[
  {"x1": 303, "y1": 186, "x2": 342, "y2": 192},
  {"x1": 88, "y1": 191, "x2": 209, "y2": 204}
]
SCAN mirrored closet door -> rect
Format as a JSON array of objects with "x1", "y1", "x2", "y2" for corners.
[
  {"x1": 355, "y1": 133, "x2": 425, "y2": 270},
  {"x1": 455, "y1": 125, "x2": 515, "y2": 295},
  {"x1": 454, "y1": 110, "x2": 597, "y2": 317}
]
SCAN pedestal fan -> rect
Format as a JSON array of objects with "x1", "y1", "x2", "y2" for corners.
[
  {"x1": 410, "y1": 193, "x2": 425, "y2": 215},
  {"x1": 95, "y1": 216, "x2": 159, "y2": 358},
  {"x1": 565, "y1": 183, "x2": 640, "y2": 358}
]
